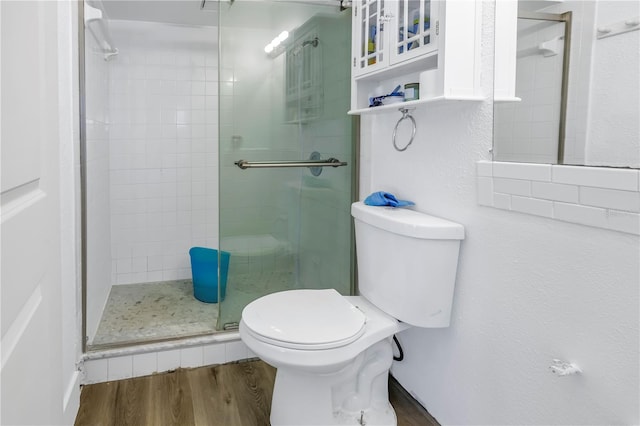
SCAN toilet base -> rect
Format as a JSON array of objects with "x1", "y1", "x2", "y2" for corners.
[
  {"x1": 332, "y1": 405, "x2": 397, "y2": 426},
  {"x1": 269, "y1": 339, "x2": 398, "y2": 426}
]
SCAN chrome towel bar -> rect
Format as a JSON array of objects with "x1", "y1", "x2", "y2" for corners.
[{"x1": 234, "y1": 158, "x2": 347, "y2": 170}]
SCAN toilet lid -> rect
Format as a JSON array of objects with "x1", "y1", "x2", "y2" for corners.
[{"x1": 242, "y1": 289, "x2": 366, "y2": 349}]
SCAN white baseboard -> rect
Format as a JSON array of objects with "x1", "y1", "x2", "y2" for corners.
[{"x1": 63, "y1": 370, "x2": 81, "y2": 424}]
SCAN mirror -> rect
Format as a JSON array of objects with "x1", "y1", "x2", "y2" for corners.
[{"x1": 493, "y1": 0, "x2": 639, "y2": 169}]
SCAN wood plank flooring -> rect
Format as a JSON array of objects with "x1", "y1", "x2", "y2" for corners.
[{"x1": 75, "y1": 360, "x2": 438, "y2": 426}]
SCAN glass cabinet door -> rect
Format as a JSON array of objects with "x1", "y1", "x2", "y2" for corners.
[
  {"x1": 390, "y1": 0, "x2": 438, "y2": 65},
  {"x1": 353, "y1": 0, "x2": 388, "y2": 76}
]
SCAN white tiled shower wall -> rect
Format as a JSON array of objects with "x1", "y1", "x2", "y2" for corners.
[{"x1": 108, "y1": 21, "x2": 219, "y2": 285}]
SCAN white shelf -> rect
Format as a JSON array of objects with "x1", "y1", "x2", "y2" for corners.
[
  {"x1": 348, "y1": 95, "x2": 485, "y2": 115},
  {"x1": 494, "y1": 96, "x2": 522, "y2": 103}
]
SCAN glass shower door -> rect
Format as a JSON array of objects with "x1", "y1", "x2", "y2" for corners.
[{"x1": 217, "y1": 1, "x2": 355, "y2": 329}]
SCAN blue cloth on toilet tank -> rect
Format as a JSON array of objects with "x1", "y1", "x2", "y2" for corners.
[{"x1": 364, "y1": 191, "x2": 415, "y2": 207}]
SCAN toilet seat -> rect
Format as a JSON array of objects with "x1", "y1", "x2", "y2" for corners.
[{"x1": 241, "y1": 289, "x2": 366, "y2": 350}]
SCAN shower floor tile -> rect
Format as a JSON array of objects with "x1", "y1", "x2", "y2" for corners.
[{"x1": 90, "y1": 279, "x2": 218, "y2": 349}]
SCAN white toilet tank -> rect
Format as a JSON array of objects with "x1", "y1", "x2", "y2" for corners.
[{"x1": 351, "y1": 202, "x2": 464, "y2": 327}]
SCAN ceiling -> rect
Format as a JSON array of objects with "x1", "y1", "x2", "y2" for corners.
[
  {"x1": 97, "y1": 0, "x2": 345, "y2": 28},
  {"x1": 99, "y1": 0, "x2": 218, "y2": 27}
]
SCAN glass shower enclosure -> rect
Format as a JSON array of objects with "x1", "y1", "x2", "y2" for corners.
[{"x1": 216, "y1": 1, "x2": 356, "y2": 329}]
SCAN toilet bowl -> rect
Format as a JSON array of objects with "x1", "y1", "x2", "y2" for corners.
[
  {"x1": 240, "y1": 289, "x2": 409, "y2": 425},
  {"x1": 240, "y1": 202, "x2": 465, "y2": 426}
]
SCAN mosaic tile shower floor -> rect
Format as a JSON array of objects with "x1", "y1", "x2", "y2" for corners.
[
  {"x1": 89, "y1": 271, "x2": 296, "y2": 349},
  {"x1": 90, "y1": 280, "x2": 218, "y2": 349}
]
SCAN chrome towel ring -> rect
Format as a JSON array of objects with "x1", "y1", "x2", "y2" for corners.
[{"x1": 392, "y1": 108, "x2": 416, "y2": 152}]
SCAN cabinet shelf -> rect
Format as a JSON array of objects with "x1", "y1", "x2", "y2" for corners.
[{"x1": 348, "y1": 94, "x2": 484, "y2": 115}]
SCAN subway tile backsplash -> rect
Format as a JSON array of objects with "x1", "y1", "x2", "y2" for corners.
[
  {"x1": 552, "y1": 164, "x2": 639, "y2": 191},
  {"x1": 477, "y1": 161, "x2": 640, "y2": 235}
]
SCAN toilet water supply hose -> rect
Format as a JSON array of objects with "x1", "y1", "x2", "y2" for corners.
[{"x1": 393, "y1": 335, "x2": 404, "y2": 362}]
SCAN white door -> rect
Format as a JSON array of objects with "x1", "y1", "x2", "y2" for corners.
[{"x1": 1, "y1": 1, "x2": 79, "y2": 424}]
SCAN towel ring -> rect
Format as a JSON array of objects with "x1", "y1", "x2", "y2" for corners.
[{"x1": 392, "y1": 108, "x2": 416, "y2": 152}]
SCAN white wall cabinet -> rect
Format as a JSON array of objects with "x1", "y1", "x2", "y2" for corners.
[
  {"x1": 349, "y1": 0, "x2": 483, "y2": 114},
  {"x1": 353, "y1": 0, "x2": 439, "y2": 77}
]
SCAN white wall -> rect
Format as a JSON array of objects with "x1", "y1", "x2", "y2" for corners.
[
  {"x1": 359, "y1": 4, "x2": 639, "y2": 424},
  {"x1": 585, "y1": 1, "x2": 640, "y2": 168},
  {"x1": 107, "y1": 21, "x2": 219, "y2": 286}
]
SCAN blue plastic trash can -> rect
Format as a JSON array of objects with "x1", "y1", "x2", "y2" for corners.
[{"x1": 189, "y1": 247, "x2": 230, "y2": 303}]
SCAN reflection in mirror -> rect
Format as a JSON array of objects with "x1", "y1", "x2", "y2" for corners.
[{"x1": 494, "y1": 1, "x2": 639, "y2": 169}]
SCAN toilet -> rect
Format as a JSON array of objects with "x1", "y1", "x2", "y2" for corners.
[{"x1": 239, "y1": 201, "x2": 465, "y2": 425}]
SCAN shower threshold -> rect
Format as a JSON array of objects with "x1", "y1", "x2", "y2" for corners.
[{"x1": 88, "y1": 279, "x2": 221, "y2": 351}]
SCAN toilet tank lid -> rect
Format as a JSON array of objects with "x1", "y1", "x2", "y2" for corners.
[{"x1": 351, "y1": 202, "x2": 464, "y2": 240}]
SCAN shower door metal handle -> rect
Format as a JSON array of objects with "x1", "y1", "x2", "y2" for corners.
[{"x1": 234, "y1": 158, "x2": 347, "y2": 170}]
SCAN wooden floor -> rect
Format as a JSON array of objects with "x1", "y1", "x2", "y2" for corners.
[{"x1": 75, "y1": 360, "x2": 438, "y2": 426}]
